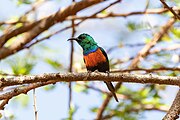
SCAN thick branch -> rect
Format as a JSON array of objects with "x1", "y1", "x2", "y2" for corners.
[
  {"x1": 0, "y1": 0, "x2": 105, "y2": 60},
  {"x1": 24, "y1": 0, "x2": 121, "y2": 50},
  {"x1": 0, "y1": 72, "x2": 179, "y2": 89},
  {"x1": 163, "y1": 89, "x2": 180, "y2": 120}
]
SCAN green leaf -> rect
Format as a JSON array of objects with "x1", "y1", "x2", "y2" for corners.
[
  {"x1": 126, "y1": 22, "x2": 145, "y2": 31},
  {"x1": 171, "y1": 27, "x2": 180, "y2": 39},
  {"x1": 8, "y1": 55, "x2": 35, "y2": 75},
  {"x1": 43, "y1": 84, "x2": 56, "y2": 91},
  {"x1": 17, "y1": 0, "x2": 32, "y2": 5},
  {"x1": 64, "y1": 104, "x2": 78, "y2": 120},
  {"x1": 90, "y1": 107, "x2": 98, "y2": 113},
  {"x1": 45, "y1": 58, "x2": 62, "y2": 70},
  {"x1": 15, "y1": 23, "x2": 23, "y2": 28},
  {"x1": 73, "y1": 84, "x2": 88, "y2": 94},
  {"x1": 101, "y1": 10, "x2": 107, "y2": 14},
  {"x1": 139, "y1": 88, "x2": 150, "y2": 98},
  {"x1": 13, "y1": 94, "x2": 29, "y2": 107},
  {"x1": 161, "y1": 34, "x2": 171, "y2": 41},
  {"x1": 144, "y1": 38, "x2": 151, "y2": 44},
  {"x1": 4, "y1": 37, "x2": 17, "y2": 47},
  {"x1": 127, "y1": 22, "x2": 137, "y2": 31},
  {"x1": 152, "y1": 63, "x2": 164, "y2": 69}
]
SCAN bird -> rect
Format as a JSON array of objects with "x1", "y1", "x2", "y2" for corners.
[{"x1": 68, "y1": 33, "x2": 118, "y2": 102}]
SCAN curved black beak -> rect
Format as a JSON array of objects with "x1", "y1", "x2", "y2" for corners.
[{"x1": 67, "y1": 38, "x2": 78, "y2": 41}]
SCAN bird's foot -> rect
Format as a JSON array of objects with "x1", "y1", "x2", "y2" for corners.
[
  {"x1": 94, "y1": 70, "x2": 101, "y2": 75},
  {"x1": 106, "y1": 71, "x2": 110, "y2": 77},
  {"x1": 83, "y1": 71, "x2": 92, "y2": 81}
]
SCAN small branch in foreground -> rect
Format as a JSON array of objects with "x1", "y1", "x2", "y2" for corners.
[
  {"x1": 0, "y1": 81, "x2": 55, "y2": 100},
  {"x1": 0, "y1": 99, "x2": 9, "y2": 110}
]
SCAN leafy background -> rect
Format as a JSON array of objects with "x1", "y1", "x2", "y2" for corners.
[{"x1": 0, "y1": 0, "x2": 179, "y2": 120}]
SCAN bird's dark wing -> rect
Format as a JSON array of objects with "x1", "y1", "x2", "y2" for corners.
[
  {"x1": 99, "y1": 47, "x2": 118, "y2": 102},
  {"x1": 99, "y1": 47, "x2": 109, "y2": 61},
  {"x1": 98, "y1": 47, "x2": 109, "y2": 72}
]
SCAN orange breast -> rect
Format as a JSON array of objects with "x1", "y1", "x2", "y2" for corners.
[{"x1": 83, "y1": 48, "x2": 106, "y2": 67}]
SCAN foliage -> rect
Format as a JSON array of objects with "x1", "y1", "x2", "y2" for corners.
[
  {"x1": 8, "y1": 55, "x2": 35, "y2": 75},
  {"x1": 0, "y1": 0, "x2": 179, "y2": 120}
]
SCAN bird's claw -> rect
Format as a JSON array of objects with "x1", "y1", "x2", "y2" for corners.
[{"x1": 106, "y1": 71, "x2": 110, "y2": 77}]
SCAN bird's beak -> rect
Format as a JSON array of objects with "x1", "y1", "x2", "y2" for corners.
[{"x1": 67, "y1": 38, "x2": 78, "y2": 41}]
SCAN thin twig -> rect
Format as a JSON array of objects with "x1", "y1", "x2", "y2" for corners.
[
  {"x1": 160, "y1": 0, "x2": 180, "y2": 20},
  {"x1": 33, "y1": 89, "x2": 38, "y2": 120},
  {"x1": 66, "y1": 8, "x2": 180, "y2": 20},
  {"x1": 68, "y1": 0, "x2": 76, "y2": 118},
  {"x1": 149, "y1": 44, "x2": 180, "y2": 54},
  {"x1": 0, "y1": 99, "x2": 9, "y2": 110}
]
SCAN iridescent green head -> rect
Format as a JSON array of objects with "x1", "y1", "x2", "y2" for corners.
[{"x1": 68, "y1": 33, "x2": 98, "y2": 55}]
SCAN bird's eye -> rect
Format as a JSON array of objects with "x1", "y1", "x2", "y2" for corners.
[{"x1": 78, "y1": 35, "x2": 85, "y2": 40}]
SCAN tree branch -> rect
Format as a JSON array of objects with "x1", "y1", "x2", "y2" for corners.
[
  {"x1": 0, "y1": 72, "x2": 179, "y2": 93},
  {"x1": 95, "y1": 15, "x2": 177, "y2": 119},
  {"x1": 0, "y1": 0, "x2": 105, "y2": 60},
  {"x1": 163, "y1": 89, "x2": 180, "y2": 120},
  {"x1": 67, "y1": 7, "x2": 180, "y2": 20},
  {"x1": 0, "y1": 81, "x2": 55, "y2": 100},
  {"x1": 160, "y1": 0, "x2": 180, "y2": 20},
  {"x1": 0, "y1": 99, "x2": 9, "y2": 110},
  {"x1": 24, "y1": 0, "x2": 122, "y2": 50},
  {"x1": 129, "y1": 17, "x2": 176, "y2": 68}
]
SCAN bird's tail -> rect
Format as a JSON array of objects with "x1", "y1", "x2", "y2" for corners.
[{"x1": 104, "y1": 81, "x2": 119, "y2": 102}]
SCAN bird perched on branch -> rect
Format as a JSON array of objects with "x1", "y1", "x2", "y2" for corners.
[{"x1": 68, "y1": 33, "x2": 118, "y2": 102}]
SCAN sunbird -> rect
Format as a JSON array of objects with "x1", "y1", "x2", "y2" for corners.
[{"x1": 68, "y1": 33, "x2": 118, "y2": 102}]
